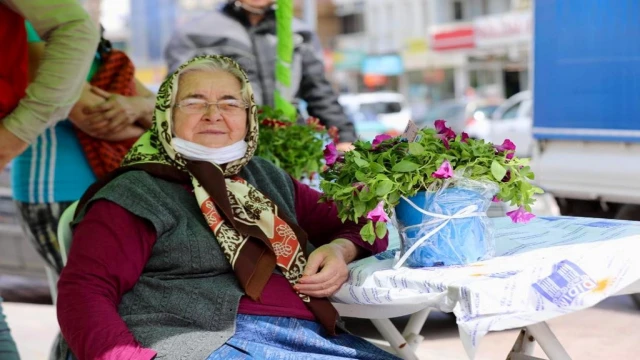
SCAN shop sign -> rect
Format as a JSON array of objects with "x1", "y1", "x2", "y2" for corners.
[
  {"x1": 333, "y1": 50, "x2": 366, "y2": 71},
  {"x1": 402, "y1": 38, "x2": 429, "y2": 71},
  {"x1": 474, "y1": 11, "x2": 532, "y2": 48},
  {"x1": 361, "y1": 55, "x2": 404, "y2": 76},
  {"x1": 430, "y1": 24, "x2": 475, "y2": 51}
]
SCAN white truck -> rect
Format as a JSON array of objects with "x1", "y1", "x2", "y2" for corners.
[
  {"x1": 532, "y1": 0, "x2": 640, "y2": 221},
  {"x1": 531, "y1": 0, "x2": 640, "y2": 306}
]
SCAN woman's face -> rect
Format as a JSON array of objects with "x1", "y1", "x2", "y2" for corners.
[
  {"x1": 239, "y1": 0, "x2": 274, "y2": 9},
  {"x1": 173, "y1": 70, "x2": 247, "y2": 148}
]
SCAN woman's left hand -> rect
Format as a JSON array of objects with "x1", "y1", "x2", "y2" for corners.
[{"x1": 294, "y1": 239, "x2": 360, "y2": 298}]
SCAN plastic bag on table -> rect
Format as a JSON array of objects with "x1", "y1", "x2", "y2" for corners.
[{"x1": 393, "y1": 174, "x2": 498, "y2": 268}]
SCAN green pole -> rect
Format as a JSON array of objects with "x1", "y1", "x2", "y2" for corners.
[{"x1": 274, "y1": 0, "x2": 297, "y2": 120}]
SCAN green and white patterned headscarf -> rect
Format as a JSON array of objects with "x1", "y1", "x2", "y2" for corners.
[{"x1": 122, "y1": 55, "x2": 259, "y2": 175}]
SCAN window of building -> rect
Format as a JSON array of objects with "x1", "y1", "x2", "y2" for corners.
[
  {"x1": 453, "y1": 1, "x2": 464, "y2": 21},
  {"x1": 339, "y1": 13, "x2": 364, "y2": 34},
  {"x1": 481, "y1": 0, "x2": 490, "y2": 15}
]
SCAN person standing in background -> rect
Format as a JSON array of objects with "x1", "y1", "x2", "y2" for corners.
[
  {"x1": 0, "y1": 2, "x2": 98, "y2": 358},
  {"x1": 165, "y1": 0, "x2": 357, "y2": 150},
  {"x1": 0, "y1": 0, "x2": 100, "y2": 170},
  {"x1": 12, "y1": 22, "x2": 155, "y2": 275}
]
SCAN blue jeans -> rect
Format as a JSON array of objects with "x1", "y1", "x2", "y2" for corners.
[
  {"x1": 0, "y1": 298, "x2": 20, "y2": 359},
  {"x1": 207, "y1": 315, "x2": 400, "y2": 360}
]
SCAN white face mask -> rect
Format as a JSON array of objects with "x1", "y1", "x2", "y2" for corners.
[{"x1": 172, "y1": 137, "x2": 248, "y2": 165}]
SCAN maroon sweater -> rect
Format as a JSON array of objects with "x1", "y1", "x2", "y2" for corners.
[{"x1": 57, "y1": 178, "x2": 388, "y2": 360}]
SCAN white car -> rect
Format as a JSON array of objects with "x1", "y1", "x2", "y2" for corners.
[
  {"x1": 465, "y1": 91, "x2": 533, "y2": 156},
  {"x1": 338, "y1": 92, "x2": 412, "y2": 141}
]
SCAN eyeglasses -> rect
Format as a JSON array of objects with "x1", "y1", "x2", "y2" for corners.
[{"x1": 175, "y1": 98, "x2": 248, "y2": 115}]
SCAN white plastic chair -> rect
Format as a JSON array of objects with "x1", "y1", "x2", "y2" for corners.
[
  {"x1": 45, "y1": 201, "x2": 78, "y2": 305},
  {"x1": 57, "y1": 201, "x2": 78, "y2": 267}
]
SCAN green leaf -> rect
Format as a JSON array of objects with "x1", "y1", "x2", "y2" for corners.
[
  {"x1": 354, "y1": 157, "x2": 369, "y2": 168},
  {"x1": 375, "y1": 221, "x2": 388, "y2": 239},
  {"x1": 392, "y1": 160, "x2": 421, "y2": 172},
  {"x1": 369, "y1": 162, "x2": 386, "y2": 173},
  {"x1": 355, "y1": 171, "x2": 367, "y2": 182},
  {"x1": 376, "y1": 180, "x2": 394, "y2": 196},
  {"x1": 388, "y1": 191, "x2": 401, "y2": 204},
  {"x1": 408, "y1": 142, "x2": 425, "y2": 155},
  {"x1": 491, "y1": 161, "x2": 507, "y2": 181},
  {"x1": 360, "y1": 221, "x2": 376, "y2": 244},
  {"x1": 359, "y1": 188, "x2": 375, "y2": 201},
  {"x1": 354, "y1": 201, "x2": 366, "y2": 218}
]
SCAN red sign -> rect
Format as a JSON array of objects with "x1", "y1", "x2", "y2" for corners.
[{"x1": 431, "y1": 26, "x2": 475, "y2": 51}]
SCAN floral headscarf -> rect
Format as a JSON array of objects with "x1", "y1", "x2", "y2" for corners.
[{"x1": 120, "y1": 55, "x2": 338, "y2": 333}]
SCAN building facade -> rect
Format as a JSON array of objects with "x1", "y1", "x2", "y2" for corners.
[{"x1": 331, "y1": 0, "x2": 532, "y2": 117}]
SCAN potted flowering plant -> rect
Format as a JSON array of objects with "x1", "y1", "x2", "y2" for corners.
[
  {"x1": 320, "y1": 120, "x2": 542, "y2": 267},
  {"x1": 256, "y1": 105, "x2": 338, "y2": 181}
]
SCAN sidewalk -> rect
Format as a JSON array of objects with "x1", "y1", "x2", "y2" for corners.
[{"x1": 3, "y1": 295, "x2": 639, "y2": 359}]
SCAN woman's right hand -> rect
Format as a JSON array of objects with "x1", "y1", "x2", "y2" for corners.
[{"x1": 68, "y1": 83, "x2": 111, "y2": 137}]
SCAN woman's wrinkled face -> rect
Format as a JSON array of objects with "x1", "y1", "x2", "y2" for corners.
[
  {"x1": 173, "y1": 70, "x2": 247, "y2": 148},
  {"x1": 239, "y1": 0, "x2": 274, "y2": 9}
]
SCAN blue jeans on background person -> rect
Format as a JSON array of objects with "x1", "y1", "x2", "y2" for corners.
[{"x1": 0, "y1": 298, "x2": 20, "y2": 359}]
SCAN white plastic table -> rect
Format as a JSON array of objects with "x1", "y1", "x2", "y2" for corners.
[{"x1": 331, "y1": 216, "x2": 640, "y2": 360}]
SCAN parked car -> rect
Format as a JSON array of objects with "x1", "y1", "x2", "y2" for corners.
[
  {"x1": 465, "y1": 91, "x2": 533, "y2": 156},
  {"x1": 420, "y1": 99, "x2": 501, "y2": 134},
  {"x1": 338, "y1": 92, "x2": 411, "y2": 141}
]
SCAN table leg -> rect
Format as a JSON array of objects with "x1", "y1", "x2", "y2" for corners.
[
  {"x1": 525, "y1": 322, "x2": 572, "y2": 360},
  {"x1": 402, "y1": 308, "x2": 430, "y2": 351},
  {"x1": 506, "y1": 328, "x2": 537, "y2": 360},
  {"x1": 370, "y1": 318, "x2": 419, "y2": 360}
]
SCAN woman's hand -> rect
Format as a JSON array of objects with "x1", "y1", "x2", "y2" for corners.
[
  {"x1": 293, "y1": 239, "x2": 361, "y2": 298},
  {"x1": 335, "y1": 142, "x2": 354, "y2": 152},
  {"x1": 81, "y1": 87, "x2": 142, "y2": 136}
]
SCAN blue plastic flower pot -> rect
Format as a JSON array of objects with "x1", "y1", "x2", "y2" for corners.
[{"x1": 395, "y1": 188, "x2": 494, "y2": 267}]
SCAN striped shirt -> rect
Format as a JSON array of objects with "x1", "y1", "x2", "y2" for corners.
[{"x1": 11, "y1": 22, "x2": 98, "y2": 203}]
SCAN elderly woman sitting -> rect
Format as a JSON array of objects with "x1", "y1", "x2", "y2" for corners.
[{"x1": 56, "y1": 55, "x2": 398, "y2": 360}]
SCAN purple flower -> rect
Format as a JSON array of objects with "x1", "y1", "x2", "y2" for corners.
[
  {"x1": 352, "y1": 182, "x2": 368, "y2": 195},
  {"x1": 432, "y1": 160, "x2": 453, "y2": 179},
  {"x1": 507, "y1": 207, "x2": 536, "y2": 224},
  {"x1": 372, "y1": 134, "x2": 393, "y2": 148},
  {"x1": 439, "y1": 134, "x2": 451, "y2": 150},
  {"x1": 323, "y1": 143, "x2": 338, "y2": 166},
  {"x1": 492, "y1": 195, "x2": 500, "y2": 203},
  {"x1": 495, "y1": 139, "x2": 516, "y2": 160},
  {"x1": 367, "y1": 201, "x2": 390, "y2": 223},
  {"x1": 435, "y1": 120, "x2": 456, "y2": 139},
  {"x1": 353, "y1": 182, "x2": 367, "y2": 191},
  {"x1": 461, "y1": 132, "x2": 470, "y2": 143}
]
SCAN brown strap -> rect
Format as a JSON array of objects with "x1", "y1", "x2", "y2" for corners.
[{"x1": 187, "y1": 160, "x2": 338, "y2": 335}]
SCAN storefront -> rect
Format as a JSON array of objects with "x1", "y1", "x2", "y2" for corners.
[
  {"x1": 332, "y1": 50, "x2": 366, "y2": 93},
  {"x1": 428, "y1": 23, "x2": 475, "y2": 100},
  {"x1": 471, "y1": 11, "x2": 532, "y2": 98}
]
